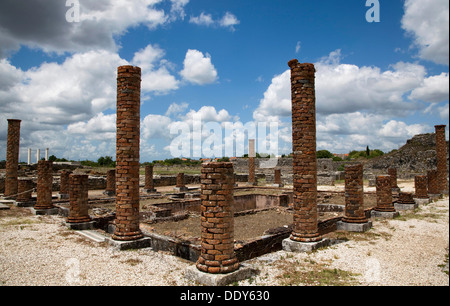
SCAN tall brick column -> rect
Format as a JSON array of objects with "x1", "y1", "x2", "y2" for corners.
[
  {"x1": 435, "y1": 125, "x2": 448, "y2": 194},
  {"x1": 342, "y1": 164, "x2": 368, "y2": 224},
  {"x1": 414, "y1": 175, "x2": 429, "y2": 199},
  {"x1": 145, "y1": 165, "x2": 156, "y2": 193},
  {"x1": 104, "y1": 169, "x2": 116, "y2": 196},
  {"x1": 388, "y1": 168, "x2": 400, "y2": 191},
  {"x1": 112, "y1": 65, "x2": 143, "y2": 242},
  {"x1": 427, "y1": 170, "x2": 439, "y2": 195},
  {"x1": 67, "y1": 174, "x2": 91, "y2": 224},
  {"x1": 5, "y1": 119, "x2": 21, "y2": 198},
  {"x1": 196, "y1": 162, "x2": 239, "y2": 274},
  {"x1": 374, "y1": 176, "x2": 395, "y2": 213},
  {"x1": 59, "y1": 170, "x2": 71, "y2": 199},
  {"x1": 17, "y1": 178, "x2": 33, "y2": 203},
  {"x1": 34, "y1": 160, "x2": 54, "y2": 210},
  {"x1": 288, "y1": 59, "x2": 321, "y2": 243}
]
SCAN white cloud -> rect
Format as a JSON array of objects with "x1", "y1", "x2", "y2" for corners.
[
  {"x1": 189, "y1": 11, "x2": 240, "y2": 31},
  {"x1": 165, "y1": 102, "x2": 189, "y2": 117},
  {"x1": 219, "y1": 12, "x2": 240, "y2": 31},
  {"x1": 67, "y1": 112, "x2": 116, "y2": 140},
  {"x1": 295, "y1": 41, "x2": 301, "y2": 54},
  {"x1": 401, "y1": 0, "x2": 449, "y2": 65},
  {"x1": 0, "y1": 0, "x2": 176, "y2": 56},
  {"x1": 142, "y1": 114, "x2": 173, "y2": 139},
  {"x1": 180, "y1": 49, "x2": 218, "y2": 85},
  {"x1": 189, "y1": 12, "x2": 214, "y2": 26},
  {"x1": 409, "y1": 72, "x2": 449, "y2": 103}
]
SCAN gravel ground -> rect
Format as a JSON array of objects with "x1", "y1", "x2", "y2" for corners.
[{"x1": 0, "y1": 195, "x2": 448, "y2": 286}]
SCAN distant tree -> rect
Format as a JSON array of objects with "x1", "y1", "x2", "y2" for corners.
[{"x1": 317, "y1": 150, "x2": 334, "y2": 159}]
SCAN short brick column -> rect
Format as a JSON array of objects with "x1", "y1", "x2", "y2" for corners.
[
  {"x1": 394, "y1": 192, "x2": 418, "y2": 210},
  {"x1": 435, "y1": 125, "x2": 448, "y2": 194},
  {"x1": 17, "y1": 178, "x2": 33, "y2": 203},
  {"x1": 374, "y1": 175, "x2": 395, "y2": 213},
  {"x1": 175, "y1": 172, "x2": 187, "y2": 191},
  {"x1": 342, "y1": 163, "x2": 368, "y2": 223},
  {"x1": 34, "y1": 160, "x2": 54, "y2": 210},
  {"x1": 248, "y1": 157, "x2": 256, "y2": 185},
  {"x1": 59, "y1": 170, "x2": 71, "y2": 199},
  {"x1": 196, "y1": 162, "x2": 239, "y2": 274},
  {"x1": 104, "y1": 169, "x2": 116, "y2": 196},
  {"x1": 388, "y1": 168, "x2": 400, "y2": 191},
  {"x1": 67, "y1": 174, "x2": 91, "y2": 224},
  {"x1": 5, "y1": 119, "x2": 21, "y2": 198},
  {"x1": 144, "y1": 165, "x2": 156, "y2": 193},
  {"x1": 414, "y1": 175, "x2": 429, "y2": 199},
  {"x1": 112, "y1": 65, "x2": 143, "y2": 242},
  {"x1": 273, "y1": 169, "x2": 284, "y2": 187},
  {"x1": 427, "y1": 170, "x2": 439, "y2": 195},
  {"x1": 288, "y1": 59, "x2": 321, "y2": 243}
]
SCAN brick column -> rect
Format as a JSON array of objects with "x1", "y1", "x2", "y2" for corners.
[
  {"x1": 274, "y1": 169, "x2": 283, "y2": 187},
  {"x1": 104, "y1": 169, "x2": 116, "y2": 196},
  {"x1": 414, "y1": 175, "x2": 429, "y2": 199},
  {"x1": 374, "y1": 175, "x2": 395, "y2": 212},
  {"x1": 397, "y1": 192, "x2": 415, "y2": 205},
  {"x1": 59, "y1": 170, "x2": 71, "y2": 199},
  {"x1": 435, "y1": 125, "x2": 448, "y2": 194},
  {"x1": 343, "y1": 163, "x2": 368, "y2": 223},
  {"x1": 67, "y1": 174, "x2": 91, "y2": 224},
  {"x1": 34, "y1": 160, "x2": 54, "y2": 210},
  {"x1": 176, "y1": 173, "x2": 185, "y2": 188},
  {"x1": 388, "y1": 168, "x2": 400, "y2": 191},
  {"x1": 248, "y1": 158, "x2": 256, "y2": 185},
  {"x1": 288, "y1": 59, "x2": 321, "y2": 243},
  {"x1": 112, "y1": 65, "x2": 143, "y2": 242},
  {"x1": 17, "y1": 178, "x2": 33, "y2": 203},
  {"x1": 427, "y1": 170, "x2": 439, "y2": 195},
  {"x1": 5, "y1": 119, "x2": 21, "y2": 198},
  {"x1": 145, "y1": 165, "x2": 156, "y2": 192},
  {"x1": 196, "y1": 162, "x2": 239, "y2": 274}
]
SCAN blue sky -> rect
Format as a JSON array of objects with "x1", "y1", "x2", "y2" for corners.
[{"x1": 0, "y1": 0, "x2": 448, "y2": 163}]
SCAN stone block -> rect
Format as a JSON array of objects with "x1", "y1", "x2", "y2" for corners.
[
  {"x1": 282, "y1": 237, "x2": 331, "y2": 253},
  {"x1": 336, "y1": 221, "x2": 372, "y2": 232},
  {"x1": 184, "y1": 264, "x2": 258, "y2": 286}
]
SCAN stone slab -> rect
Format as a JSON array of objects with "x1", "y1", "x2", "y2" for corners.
[
  {"x1": 76, "y1": 230, "x2": 108, "y2": 243},
  {"x1": 173, "y1": 187, "x2": 189, "y2": 192},
  {"x1": 15, "y1": 201, "x2": 35, "y2": 208},
  {"x1": 0, "y1": 203, "x2": 11, "y2": 210},
  {"x1": 184, "y1": 264, "x2": 258, "y2": 286},
  {"x1": 371, "y1": 210, "x2": 400, "y2": 219},
  {"x1": 107, "y1": 237, "x2": 152, "y2": 251},
  {"x1": 394, "y1": 203, "x2": 419, "y2": 211},
  {"x1": 282, "y1": 238, "x2": 331, "y2": 253},
  {"x1": 336, "y1": 221, "x2": 373, "y2": 232},
  {"x1": 414, "y1": 198, "x2": 431, "y2": 205},
  {"x1": 65, "y1": 221, "x2": 95, "y2": 231},
  {"x1": 30, "y1": 207, "x2": 59, "y2": 216}
]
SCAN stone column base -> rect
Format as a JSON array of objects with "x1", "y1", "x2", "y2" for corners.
[
  {"x1": 31, "y1": 207, "x2": 59, "y2": 216},
  {"x1": 107, "y1": 237, "x2": 151, "y2": 251},
  {"x1": 174, "y1": 187, "x2": 188, "y2": 192},
  {"x1": 65, "y1": 221, "x2": 95, "y2": 231},
  {"x1": 282, "y1": 238, "x2": 331, "y2": 253},
  {"x1": 414, "y1": 197, "x2": 430, "y2": 205},
  {"x1": 336, "y1": 220, "x2": 372, "y2": 232},
  {"x1": 371, "y1": 210, "x2": 399, "y2": 219},
  {"x1": 184, "y1": 264, "x2": 257, "y2": 286},
  {"x1": 394, "y1": 203, "x2": 418, "y2": 211},
  {"x1": 58, "y1": 193, "x2": 69, "y2": 200}
]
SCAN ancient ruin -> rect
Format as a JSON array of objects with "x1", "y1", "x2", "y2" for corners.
[
  {"x1": 0, "y1": 60, "x2": 448, "y2": 287},
  {"x1": 5, "y1": 119, "x2": 21, "y2": 198},
  {"x1": 112, "y1": 65, "x2": 144, "y2": 242}
]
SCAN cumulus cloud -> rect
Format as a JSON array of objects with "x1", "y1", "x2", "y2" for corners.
[
  {"x1": 409, "y1": 72, "x2": 449, "y2": 103},
  {"x1": 0, "y1": 0, "x2": 185, "y2": 57},
  {"x1": 180, "y1": 49, "x2": 218, "y2": 85},
  {"x1": 189, "y1": 11, "x2": 239, "y2": 31},
  {"x1": 401, "y1": 0, "x2": 449, "y2": 65}
]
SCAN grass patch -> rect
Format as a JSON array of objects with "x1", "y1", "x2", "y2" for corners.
[
  {"x1": 0, "y1": 218, "x2": 40, "y2": 227},
  {"x1": 121, "y1": 258, "x2": 143, "y2": 266},
  {"x1": 275, "y1": 258, "x2": 360, "y2": 286}
]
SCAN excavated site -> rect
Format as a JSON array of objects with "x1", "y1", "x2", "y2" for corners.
[{"x1": 1, "y1": 61, "x2": 449, "y2": 286}]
